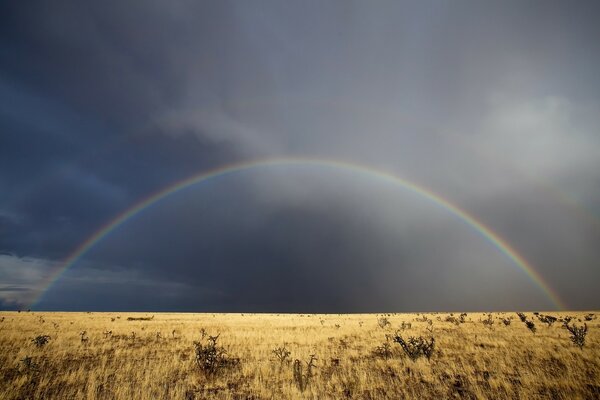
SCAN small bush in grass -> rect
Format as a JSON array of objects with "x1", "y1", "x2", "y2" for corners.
[
  {"x1": 564, "y1": 322, "x2": 587, "y2": 349},
  {"x1": 560, "y1": 316, "x2": 573, "y2": 325},
  {"x1": 378, "y1": 317, "x2": 391, "y2": 329},
  {"x1": 415, "y1": 315, "x2": 429, "y2": 323},
  {"x1": 127, "y1": 315, "x2": 154, "y2": 321},
  {"x1": 293, "y1": 354, "x2": 317, "y2": 392},
  {"x1": 399, "y1": 321, "x2": 412, "y2": 330},
  {"x1": 193, "y1": 334, "x2": 239, "y2": 376},
  {"x1": 21, "y1": 356, "x2": 37, "y2": 371},
  {"x1": 516, "y1": 313, "x2": 536, "y2": 333},
  {"x1": 373, "y1": 341, "x2": 393, "y2": 359},
  {"x1": 426, "y1": 321, "x2": 434, "y2": 334},
  {"x1": 481, "y1": 313, "x2": 494, "y2": 328},
  {"x1": 525, "y1": 320, "x2": 537, "y2": 334},
  {"x1": 392, "y1": 332, "x2": 435, "y2": 361},
  {"x1": 32, "y1": 335, "x2": 50, "y2": 348},
  {"x1": 537, "y1": 314, "x2": 557, "y2": 327},
  {"x1": 272, "y1": 345, "x2": 291, "y2": 363}
]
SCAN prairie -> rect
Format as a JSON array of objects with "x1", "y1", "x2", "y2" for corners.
[{"x1": 0, "y1": 311, "x2": 597, "y2": 399}]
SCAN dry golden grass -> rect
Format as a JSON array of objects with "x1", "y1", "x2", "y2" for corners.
[{"x1": 0, "y1": 311, "x2": 598, "y2": 399}]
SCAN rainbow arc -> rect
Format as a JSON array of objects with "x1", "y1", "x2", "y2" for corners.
[{"x1": 30, "y1": 157, "x2": 566, "y2": 310}]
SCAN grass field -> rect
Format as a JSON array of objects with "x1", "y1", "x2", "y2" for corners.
[{"x1": 0, "y1": 311, "x2": 597, "y2": 399}]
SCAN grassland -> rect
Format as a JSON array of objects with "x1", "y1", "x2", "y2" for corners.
[{"x1": 0, "y1": 311, "x2": 598, "y2": 399}]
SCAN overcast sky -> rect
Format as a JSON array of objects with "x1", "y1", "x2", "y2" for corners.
[{"x1": 1, "y1": 1, "x2": 599, "y2": 312}]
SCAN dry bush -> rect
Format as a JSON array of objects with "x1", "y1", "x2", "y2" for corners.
[
  {"x1": 415, "y1": 315, "x2": 429, "y2": 323},
  {"x1": 561, "y1": 316, "x2": 573, "y2": 325},
  {"x1": 377, "y1": 317, "x2": 391, "y2": 329},
  {"x1": 392, "y1": 331, "x2": 435, "y2": 361},
  {"x1": 564, "y1": 322, "x2": 588, "y2": 349},
  {"x1": 292, "y1": 354, "x2": 317, "y2": 392},
  {"x1": 372, "y1": 339, "x2": 393, "y2": 359},
  {"x1": 31, "y1": 335, "x2": 50, "y2": 348},
  {"x1": 537, "y1": 314, "x2": 558, "y2": 327},
  {"x1": 525, "y1": 320, "x2": 537, "y2": 334},
  {"x1": 516, "y1": 313, "x2": 537, "y2": 333},
  {"x1": 481, "y1": 313, "x2": 494, "y2": 328},
  {"x1": 584, "y1": 313, "x2": 595, "y2": 321},
  {"x1": 272, "y1": 345, "x2": 291, "y2": 363},
  {"x1": 126, "y1": 315, "x2": 154, "y2": 321},
  {"x1": 20, "y1": 356, "x2": 37, "y2": 371},
  {"x1": 399, "y1": 321, "x2": 412, "y2": 330},
  {"x1": 444, "y1": 313, "x2": 466, "y2": 325},
  {"x1": 193, "y1": 333, "x2": 239, "y2": 376}
]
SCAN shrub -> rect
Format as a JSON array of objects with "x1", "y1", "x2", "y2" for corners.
[
  {"x1": 537, "y1": 314, "x2": 557, "y2": 327},
  {"x1": 392, "y1": 332, "x2": 435, "y2": 361},
  {"x1": 21, "y1": 356, "x2": 37, "y2": 371},
  {"x1": 193, "y1": 334, "x2": 239, "y2": 376},
  {"x1": 293, "y1": 355, "x2": 317, "y2": 392},
  {"x1": 564, "y1": 323, "x2": 587, "y2": 349},
  {"x1": 525, "y1": 320, "x2": 537, "y2": 334},
  {"x1": 126, "y1": 315, "x2": 154, "y2": 321},
  {"x1": 400, "y1": 321, "x2": 412, "y2": 330},
  {"x1": 415, "y1": 315, "x2": 429, "y2": 323},
  {"x1": 378, "y1": 317, "x2": 391, "y2": 329},
  {"x1": 32, "y1": 335, "x2": 50, "y2": 348},
  {"x1": 426, "y1": 320, "x2": 434, "y2": 334},
  {"x1": 516, "y1": 313, "x2": 536, "y2": 333},
  {"x1": 272, "y1": 345, "x2": 291, "y2": 363},
  {"x1": 373, "y1": 341, "x2": 393, "y2": 359},
  {"x1": 481, "y1": 314, "x2": 494, "y2": 328},
  {"x1": 561, "y1": 316, "x2": 573, "y2": 325}
]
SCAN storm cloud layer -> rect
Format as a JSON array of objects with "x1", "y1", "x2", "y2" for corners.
[{"x1": 1, "y1": 1, "x2": 599, "y2": 311}]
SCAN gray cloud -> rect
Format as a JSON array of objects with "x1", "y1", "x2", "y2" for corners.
[{"x1": 0, "y1": 255, "x2": 55, "y2": 308}]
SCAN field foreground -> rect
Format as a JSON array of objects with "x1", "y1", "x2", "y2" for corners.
[{"x1": 0, "y1": 311, "x2": 598, "y2": 399}]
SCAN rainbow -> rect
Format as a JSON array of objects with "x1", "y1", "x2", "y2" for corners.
[{"x1": 30, "y1": 157, "x2": 566, "y2": 309}]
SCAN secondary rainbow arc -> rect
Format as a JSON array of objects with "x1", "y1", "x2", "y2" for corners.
[{"x1": 30, "y1": 157, "x2": 566, "y2": 310}]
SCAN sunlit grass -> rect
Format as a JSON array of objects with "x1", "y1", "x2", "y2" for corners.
[{"x1": 0, "y1": 311, "x2": 597, "y2": 399}]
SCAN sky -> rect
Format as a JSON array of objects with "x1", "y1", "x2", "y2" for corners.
[{"x1": 1, "y1": 1, "x2": 599, "y2": 312}]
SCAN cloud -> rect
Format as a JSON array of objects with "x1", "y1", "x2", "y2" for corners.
[
  {"x1": 476, "y1": 95, "x2": 600, "y2": 180},
  {"x1": 0, "y1": 255, "x2": 56, "y2": 308}
]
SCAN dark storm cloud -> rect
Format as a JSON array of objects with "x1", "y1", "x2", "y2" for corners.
[{"x1": 1, "y1": 1, "x2": 599, "y2": 311}]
